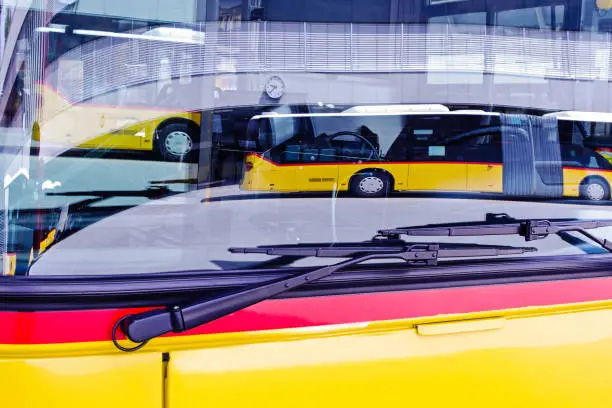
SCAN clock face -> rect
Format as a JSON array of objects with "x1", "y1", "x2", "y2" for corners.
[{"x1": 265, "y1": 76, "x2": 285, "y2": 99}]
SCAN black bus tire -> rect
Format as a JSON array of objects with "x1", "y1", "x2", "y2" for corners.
[
  {"x1": 580, "y1": 177, "x2": 610, "y2": 202},
  {"x1": 157, "y1": 122, "x2": 199, "y2": 163},
  {"x1": 350, "y1": 172, "x2": 392, "y2": 198}
]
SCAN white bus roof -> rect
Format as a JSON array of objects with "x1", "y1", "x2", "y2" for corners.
[
  {"x1": 257, "y1": 109, "x2": 612, "y2": 123},
  {"x1": 342, "y1": 104, "x2": 450, "y2": 113},
  {"x1": 451, "y1": 109, "x2": 489, "y2": 114},
  {"x1": 543, "y1": 111, "x2": 612, "y2": 123},
  {"x1": 251, "y1": 110, "x2": 499, "y2": 121}
]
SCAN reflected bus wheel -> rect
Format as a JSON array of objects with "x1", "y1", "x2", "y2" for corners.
[
  {"x1": 350, "y1": 172, "x2": 391, "y2": 198},
  {"x1": 580, "y1": 177, "x2": 610, "y2": 202},
  {"x1": 157, "y1": 122, "x2": 199, "y2": 163}
]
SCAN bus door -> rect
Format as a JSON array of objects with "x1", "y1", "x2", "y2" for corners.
[
  {"x1": 463, "y1": 133, "x2": 504, "y2": 193},
  {"x1": 287, "y1": 141, "x2": 339, "y2": 192},
  {"x1": 403, "y1": 119, "x2": 468, "y2": 192}
]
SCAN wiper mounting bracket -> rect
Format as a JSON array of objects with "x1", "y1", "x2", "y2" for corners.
[{"x1": 523, "y1": 220, "x2": 612, "y2": 251}]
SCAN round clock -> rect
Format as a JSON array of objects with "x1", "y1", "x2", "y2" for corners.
[{"x1": 264, "y1": 76, "x2": 285, "y2": 99}]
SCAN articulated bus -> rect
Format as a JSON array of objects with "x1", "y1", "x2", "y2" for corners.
[{"x1": 242, "y1": 107, "x2": 612, "y2": 201}]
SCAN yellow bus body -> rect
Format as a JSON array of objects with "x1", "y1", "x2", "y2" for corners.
[
  {"x1": 5, "y1": 294, "x2": 612, "y2": 407},
  {"x1": 242, "y1": 153, "x2": 612, "y2": 199},
  {"x1": 35, "y1": 84, "x2": 201, "y2": 152}
]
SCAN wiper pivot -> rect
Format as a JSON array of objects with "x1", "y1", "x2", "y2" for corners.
[
  {"x1": 114, "y1": 242, "x2": 534, "y2": 350},
  {"x1": 522, "y1": 220, "x2": 612, "y2": 250}
]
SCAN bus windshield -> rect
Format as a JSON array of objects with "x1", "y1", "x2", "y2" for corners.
[{"x1": 5, "y1": 0, "x2": 612, "y2": 277}]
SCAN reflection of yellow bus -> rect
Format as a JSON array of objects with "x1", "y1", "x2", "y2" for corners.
[
  {"x1": 545, "y1": 111, "x2": 612, "y2": 166},
  {"x1": 36, "y1": 84, "x2": 201, "y2": 162},
  {"x1": 242, "y1": 109, "x2": 612, "y2": 201}
]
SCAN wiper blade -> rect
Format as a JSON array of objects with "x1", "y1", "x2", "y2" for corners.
[
  {"x1": 378, "y1": 213, "x2": 612, "y2": 252},
  {"x1": 229, "y1": 241, "x2": 536, "y2": 260},
  {"x1": 113, "y1": 241, "x2": 535, "y2": 350}
]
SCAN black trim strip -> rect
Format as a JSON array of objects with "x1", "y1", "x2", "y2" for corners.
[{"x1": 2, "y1": 254, "x2": 612, "y2": 311}]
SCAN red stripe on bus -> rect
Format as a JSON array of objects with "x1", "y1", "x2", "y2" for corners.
[
  {"x1": 246, "y1": 153, "x2": 503, "y2": 168},
  {"x1": 2, "y1": 277, "x2": 612, "y2": 345},
  {"x1": 247, "y1": 153, "x2": 612, "y2": 173},
  {"x1": 562, "y1": 166, "x2": 612, "y2": 174}
]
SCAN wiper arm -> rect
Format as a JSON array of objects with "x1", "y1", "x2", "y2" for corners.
[
  {"x1": 378, "y1": 213, "x2": 612, "y2": 252},
  {"x1": 113, "y1": 241, "x2": 535, "y2": 351}
]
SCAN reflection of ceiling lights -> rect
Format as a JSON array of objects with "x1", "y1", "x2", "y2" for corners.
[
  {"x1": 41, "y1": 180, "x2": 62, "y2": 191},
  {"x1": 72, "y1": 28, "x2": 203, "y2": 44},
  {"x1": 428, "y1": 0, "x2": 468, "y2": 5},
  {"x1": 37, "y1": 25, "x2": 204, "y2": 44},
  {"x1": 36, "y1": 24, "x2": 67, "y2": 33},
  {"x1": 144, "y1": 27, "x2": 206, "y2": 42}
]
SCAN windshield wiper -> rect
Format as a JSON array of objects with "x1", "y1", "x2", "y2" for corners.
[
  {"x1": 217, "y1": 213, "x2": 612, "y2": 271},
  {"x1": 113, "y1": 213, "x2": 612, "y2": 351},
  {"x1": 229, "y1": 240, "x2": 534, "y2": 260},
  {"x1": 378, "y1": 213, "x2": 612, "y2": 252},
  {"x1": 113, "y1": 240, "x2": 535, "y2": 351}
]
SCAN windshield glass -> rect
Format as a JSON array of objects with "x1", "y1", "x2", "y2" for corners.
[{"x1": 4, "y1": 0, "x2": 612, "y2": 277}]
